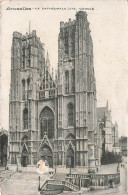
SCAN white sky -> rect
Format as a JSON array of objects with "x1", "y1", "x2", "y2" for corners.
[{"x1": 0, "y1": 0, "x2": 128, "y2": 137}]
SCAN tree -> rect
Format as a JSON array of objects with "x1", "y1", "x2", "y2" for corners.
[{"x1": 101, "y1": 151, "x2": 122, "y2": 165}]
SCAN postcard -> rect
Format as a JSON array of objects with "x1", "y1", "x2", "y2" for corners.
[{"x1": 0, "y1": 0, "x2": 127, "y2": 194}]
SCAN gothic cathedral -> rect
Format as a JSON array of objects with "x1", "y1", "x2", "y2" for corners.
[{"x1": 9, "y1": 11, "x2": 101, "y2": 173}]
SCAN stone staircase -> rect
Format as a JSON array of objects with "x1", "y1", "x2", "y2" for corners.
[
  {"x1": 40, "y1": 179, "x2": 80, "y2": 192},
  {"x1": 40, "y1": 171, "x2": 80, "y2": 193}
]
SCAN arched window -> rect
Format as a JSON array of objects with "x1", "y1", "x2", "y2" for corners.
[
  {"x1": 23, "y1": 108, "x2": 28, "y2": 129},
  {"x1": 40, "y1": 107, "x2": 54, "y2": 139},
  {"x1": 22, "y1": 79, "x2": 25, "y2": 100},
  {"x1": 22, "y1": 47, "x2": 25, "y2": 69},
  {"x1": 27, "y1": 78, "x2": 30, "y2": 99},
  {"x1": 28, "y1": 44, "x2": 31, "y2": 67},
  {"x1": 68, "y1": 103, "x2": 74, "y2": 126},
  {"x1": 71, "y1": 69, "x2": 75, "y2": 93},
  {"x1": 64, "y1": 28, "x2": 68, "y2": 55},
  {"x1": 65, "y1": 71, "x2": 69, "y2": 94},
  {"x1": 43, "y1": 79, "x2": 45, "y2": 89},
  {"x1": 21, "y1": 135, "x2": 28, "y2": 146},
  {"x1": 66, "y1": 133, "x2": 75, "y2": 140}
]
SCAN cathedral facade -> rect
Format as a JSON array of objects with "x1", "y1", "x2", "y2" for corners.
[{"x1": 9, "y1": 11, "x2": 101, "y2": 173}]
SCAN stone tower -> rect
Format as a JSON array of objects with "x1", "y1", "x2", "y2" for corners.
[
  {"x1": 58, "y1": 11, "x2": 98, "y2": 172},
  {"x1": 9, "y1": 30, "x2": 55, "y2": 166}
]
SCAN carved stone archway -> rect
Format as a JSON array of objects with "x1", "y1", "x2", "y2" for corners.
[
  {"x1": 38, "y1": 144, "x2": 53, "y2": 168},
  {"x1": 66, "y1": 146, "x2": 74, "y2": 168},
  {"x1": 21, "y1": 144, "x2": 29, "y2": 167}
]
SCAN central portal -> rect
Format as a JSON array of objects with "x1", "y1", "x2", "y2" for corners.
[
  {"x1": 39, "y1": 145, "x2": 53, "y2": 167},
  {"x1": 66, "y1": 147, "x2": 74, "y2": 168},
  {"x1": 21, "y1": 145, "x2": 28, "y2": 167}
]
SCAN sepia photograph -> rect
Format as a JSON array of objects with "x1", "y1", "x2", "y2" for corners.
[{"x1": 0, "y1": 0, "x2": 127, "y2": 194}]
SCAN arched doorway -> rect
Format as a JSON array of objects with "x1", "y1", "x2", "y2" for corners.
[
  {"x1": 21, "y1": 145, "x2": 29, "y2": 167},
  {"x1": 0, "y1": 133, "x2": 8, "y2": 166},
  {"x1": 66, "y1": 133, "x2": 75, "y2": 140},
  {"x1": 66, "y1": 147, "x2": 74, "y2": 168},
  {"x1": 39, "y1": 145, "x2": 53, "y2": 167}
]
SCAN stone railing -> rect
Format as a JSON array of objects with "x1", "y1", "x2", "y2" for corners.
[
  {"x1": 40, "y1": 180, "x2": 48, "y2": 190},
  {"x1": 66, "y1": 173, "x2": 90, "y2": 179},
  {"x1": 64, "y1": 180, "x2": 79, "y2": 191},
  {"x1": 90, "y1": 172, "x2": 120, "y2": 187}
]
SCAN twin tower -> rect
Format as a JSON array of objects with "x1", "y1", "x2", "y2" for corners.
[{"x1": 9, "y1": 11, "x2": 101, "y2": 173}]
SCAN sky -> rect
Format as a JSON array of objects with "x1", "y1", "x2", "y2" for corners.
[{"x1": 0, "y1": 0, "x2": 128, "y2": 136}]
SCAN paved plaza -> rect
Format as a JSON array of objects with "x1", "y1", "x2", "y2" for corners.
[
  {"x1": 1, "y1": 163, "x2": 127, "y2": 195},
  {"x1": 1, "y1": 170, "x2": 49, "y2": 195},
  {"x1": 96, "y1": 163, "x2": 118, "y2": 174}
]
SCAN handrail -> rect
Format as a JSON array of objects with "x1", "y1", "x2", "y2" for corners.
[
  {"x1": 64, "y1": 180, "x2": 79, "y2": 191},
  {"x1": 40, "y1": 179, "x2": 79, "y2": 192},
  {"x1": 41, "y1": 180, "x2": 48, "y2": 190},
  {"x1": 10, "y1": 169, "x2": 23, "y2": 178},
  {"x1": 90, "y1": 173, "x2": 120, "y2": 178},
  {"x1": 10, "y1": 170, "x2": 17, "y2": 177}
]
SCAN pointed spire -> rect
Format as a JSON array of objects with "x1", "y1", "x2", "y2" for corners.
[
  {"x1": 55, "y1": 70, "x2": 58, "y2": 85},
  {"x1": 55, "y1": 70, "x2": 57, "y2": 79},
  {"x1": 52, "y1": 68, "x2": 54, "y2": 79},
  {"x1": 46, "y1": 51, "x2": 49, "y2": 60},
  {"x1": 46, "y1": 51, "x2": 50, "y2": 71}
]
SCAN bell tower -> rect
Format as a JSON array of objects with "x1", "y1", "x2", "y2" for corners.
[{"x1": 9, "y1": 30, "x2": 46, "y2": 165}]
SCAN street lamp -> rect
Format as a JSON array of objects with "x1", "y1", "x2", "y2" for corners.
[
  {"x1": 38, "y1": 176, "x2": 41, "y2": 191},
  {"x1": 117, "y1": 160, "x2": 120, "y2": 173},
  {"x1": 70, "y1": 165, "x2": 71, "y2": 174},
  {"x1": 17, "y1": 162, "x2": 18, "y2": 172},
  {"x1": 54, "y1": 156, "x2": 56, "y2": 173},
  {"x1": 79, "y1": 175, "x2": 81, "y2": 191}
]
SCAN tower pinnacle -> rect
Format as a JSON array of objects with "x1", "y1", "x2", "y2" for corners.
[{"x1": 46, "y1": 51, "x2": 50, "y2": 71}]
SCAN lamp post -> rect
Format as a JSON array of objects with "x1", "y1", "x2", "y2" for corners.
[
  {"x1": 54, "y1": 156, "x2": 56, "y2": 173},
  {"x1": 38, "y1": 176, "x2": 41, "y2": 191},
  {"x1": 79, "y1": 175, "x2": 81, "y2": 191},
  {"x1": 70, "y1": 165, "x2": 71, "y2": 174},
  {"x1": 117, "y1": 160, "x2": 120, "y2": 173},
  {"x1": 17, "y1": 162, "x2": 18, "y2": 172}
]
